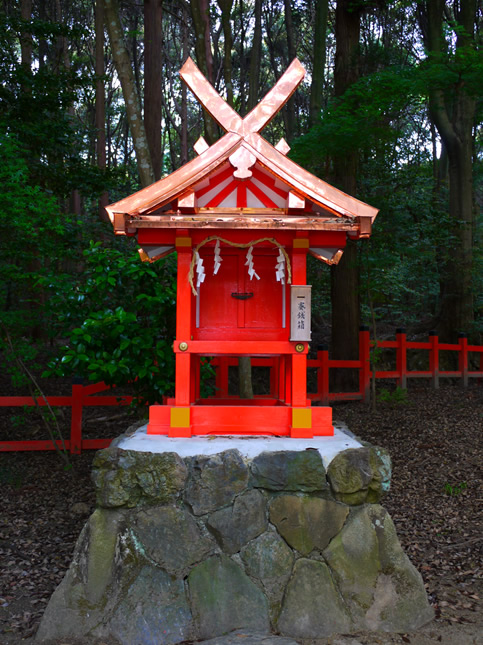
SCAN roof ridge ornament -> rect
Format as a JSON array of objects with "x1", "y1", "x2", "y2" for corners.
[{"x1": 179, "y1": 57, "x2": 305, "y2": 140}]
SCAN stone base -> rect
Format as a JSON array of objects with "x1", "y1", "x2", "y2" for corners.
[{"x1": 36, "y1": 435, "x2": 433, "y2": 644}]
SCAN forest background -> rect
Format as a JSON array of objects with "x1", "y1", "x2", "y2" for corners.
[{"x1": 0, "y1": 0, "x2": 482, "y2": 405}]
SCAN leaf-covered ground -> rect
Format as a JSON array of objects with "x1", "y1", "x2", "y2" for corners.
[{"x1": 0, "y1": 383, "x2": 481, "y2": 644}]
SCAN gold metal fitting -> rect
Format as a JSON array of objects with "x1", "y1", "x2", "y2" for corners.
[
  {"x1": 179, "y1": 342, "x2": 189, "y2": 352},
  {"x1": 295, "y1": 343, "x2": 305, "y2": 353}
]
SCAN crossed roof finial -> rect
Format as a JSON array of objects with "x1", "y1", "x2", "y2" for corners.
[{"x1": 180, "y1": 57, "x2": 306, "y2": 139}]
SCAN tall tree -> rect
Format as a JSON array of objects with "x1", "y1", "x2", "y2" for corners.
[
  {"x1": 103, "y1": 0, "x2": 155, "y2": 187},
  {"x1": 144, "y1": 0, "x2": 163, "y2": 180},
  {"x1": 418, "y1": 0, "x2": 477, "y2": 339},
  {"x1": 95, "y1": 0, "x2": 109, "y2": 222},
  {"x1": 218, "y1": 0, "x2": 234, "y2": 107},
  {"x1": 330, "y1": 0, "x2": 364, "y2": 387},
  {"x1": 190, "y1": 0, "x2": 218, "y2": 144},
  {"x1": 309, "y1": 0, "x2": 328, "y2": 128},
  {"x1": 283, "y1": 0, "x2": 297, "y2": 140},
  {"x1": 247, "y1": 0, "x2": 262, "y2": 112}
]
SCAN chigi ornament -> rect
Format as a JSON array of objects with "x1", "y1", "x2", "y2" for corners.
[{"x1": 106, "y1": 57, "x2": 378, "y2": 438}]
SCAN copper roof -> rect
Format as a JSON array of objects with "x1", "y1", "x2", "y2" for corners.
[{"x1": 106, "y1": 58, "x2": 378, "y2": 237}]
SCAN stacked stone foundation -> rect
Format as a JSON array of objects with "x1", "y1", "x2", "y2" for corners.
[{"x1": 36, "y1": 440, "x2": 433, "y2": 644}]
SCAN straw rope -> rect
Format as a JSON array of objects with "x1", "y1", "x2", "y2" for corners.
[{"x1": 188, "y1": 236, "x2": 292, "y2": 296}]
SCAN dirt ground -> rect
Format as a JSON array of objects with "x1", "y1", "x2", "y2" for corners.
[{"x1": 0, "y1": 382, "x2": 481, "y2": 645}]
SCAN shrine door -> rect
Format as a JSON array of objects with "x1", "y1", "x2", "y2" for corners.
[{"x1": 194, "y1": 248, "x2": 288, "y2": 341}]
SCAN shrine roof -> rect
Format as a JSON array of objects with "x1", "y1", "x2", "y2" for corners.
[{"x1": 106, "y1": 58, "x2": 378, "y2": 238}]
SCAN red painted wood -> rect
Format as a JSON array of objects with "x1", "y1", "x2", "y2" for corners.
[
  {"x1": 195, "y1": 166, "x2": 234, "y2": 198},
  {"x1": 0, "y1": 440, "x2": 73, "y2": 452},
  {"x1": 291, "y1": 249, "x2": 307, "y2": 284},
  {"x1": 270, "y1": 357, "x2": 279, "y2": 398},
  {"x1": 237, "y1": 182, "x2": 247, "y2": 208},
  {"x1": 285, "y1": 357, "x2": 292, "y2": 405},
  {"x1": 317, "y1": 348, "x2": 330, "y2": 405},
  {"x1": 82, "y1": 439, "x2": 112, "y2": 449},
  {"x1": 292, "y1": 353, "x2": 307, "y2": 406},
  {"x1": 359, "y1": 329, "x2": 371, "y2": 403},
  {"x1": 246, "y1": 181, "x2": 279, "y2": 208},
  {"x1": 70, "y1": 383, "x2": 83, "y2": 454},
  {"x1": 148, "y1": 404, "x2": 332, "y2": 436},
  {"x1": 175, "y1": 353, "x2": 191, "y2": 406},
  {"x1": 429, "y1": 334, "x2": 440, "y2": 389},
  {"x1": 179, "y1": 340, "x2": 303, "y2": 355},
  {"x1": 176, "y1": 240, "x2": 192, "y2": 339},
  {"x1": 206, "y1": 179, "x2": 238, "y2": 207},
  {"x1": 0, "y1": 396, "x2": 73, "y2": 406},
  {"x1": 251, "y1": 167, "x2": 289, "y2": 200}
]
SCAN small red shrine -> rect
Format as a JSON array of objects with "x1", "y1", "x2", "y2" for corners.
[{"x1": 106, "y1": 58, "x2": 378, "y2": 438}]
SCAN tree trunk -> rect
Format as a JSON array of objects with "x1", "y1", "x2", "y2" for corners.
[
  {"x1": 247, "y1": 0, "x2": 262, "y2": 112},
  {"x1": 144, "y1": 0, "x2": 163, "y2": 180},
  {"x1": 309, "y1": 0, "x2": 328, "y2": 128},
  {"x1": 419, "y1": 0, "x2": 476, "y2": 340},
  {"x1": 217, "y1": 0, "x2": 234, "y2": 107},
  {"x1": 283, "y1": 0, "x2": 297, "y2": 141},
  {"x1": 238, "y1": 356, "x2": 254, "y2": 399},
  {"x1": 330, "y1": 0, "x2": 363, "y2": 389},
  {"x1": 104, "y1": 0, "x2": 155, "y2": 187},
  {"x1": 180, "y1": 2, "x2": 189, "y2": 165},
  {"x1": 20, "y1": 0, "x2": 32, "y2": 73},
  {"x1": 95, "y1": 0, "x2": 109, "y2": 222},
  {"x1": 189, "y1": 0, "x2": 218, "y2": 144}
]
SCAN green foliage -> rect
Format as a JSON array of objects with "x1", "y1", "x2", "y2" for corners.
[
  {"x1": 45, "y1": 243, "x2": 177, "y2": 405},
  {"x1": 443, "y1": 481, "x2": 467, "y2": 497},
  {"x1": 377, "y1": 386, "x2": 408, "y2": 405},
  {"x1": 0, "y1": 130, "x2": 72, "y2": 378}
]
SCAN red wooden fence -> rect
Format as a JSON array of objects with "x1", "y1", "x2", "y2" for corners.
[
  {"x1": 0, "y1": 380, "x2": 132, "y2": 454},
  {"x1": 1, "y1": 329, "x2": 481, "y2": 453}
]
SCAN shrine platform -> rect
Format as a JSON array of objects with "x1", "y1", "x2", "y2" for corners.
[{"x1": 116, "y1": 423, "x2": 361, "y2": 468}]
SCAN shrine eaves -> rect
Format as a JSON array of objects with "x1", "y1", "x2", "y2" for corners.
[{"x1": 106, "y1": 56, "x2": 378, "y2": 267}]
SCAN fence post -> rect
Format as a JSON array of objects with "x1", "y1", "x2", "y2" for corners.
[
  {"x1": 458, "y1": 333, "x2": 468, "y2": 387},
  {"x1": 396, "y1": 328, "x2": 407, "y2": 389},
  {"x1": 317, "y1": 345, "x2": 329, "y2": 405},
  {"x1": 359, "y1": 326, "x2": 371, "y2": 403},
  {"x1": 70, "y1": 377, "x2": 84, "y2": 454},
  {"x1": 429, "y1": 331, "x2": 439, "y2": 389}
]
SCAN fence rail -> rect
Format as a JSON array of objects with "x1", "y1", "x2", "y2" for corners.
[
  {"x1": 0, "y1": 381, "x2": 132, "y2": 454},
  {"x1": 1, "y1": 329, "x2": 481, "y2": 453}
]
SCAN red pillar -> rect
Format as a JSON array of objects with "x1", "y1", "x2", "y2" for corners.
[
  {"x1": 291, "y1": 237, "x2": 308, "y2": 407},
  {"x1": 317, "y1": 345, "x2": 329, "y2": 405},
  {"x1": 171, "y1": 233, "x2": 193, "y2": 435},
  {"x1": 458, "y1": 333, "x2": 468, "y2": 387},
  {"x1": 396, "y1": 327, "x2": 407, "y2": 389},
  {"x1": 70, "y1": 379, "x2": 83, "y2": 454},
  {"x1": 429, "y1": 331, "x2": 439, "y2": 389},
  {"x1": 359, "y1": 326, "x2": 371, "y2": 403}
]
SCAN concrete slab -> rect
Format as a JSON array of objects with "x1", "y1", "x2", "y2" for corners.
[{"x1": 117, "y1": 423, "x2": 361, "y2": 468}]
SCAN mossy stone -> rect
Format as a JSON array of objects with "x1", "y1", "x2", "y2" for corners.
[
  {"x1": 188, "y1": 555, "x2": 270, "y2": 639},
  {"x1": 327, "y1": 447, "x2": 391, "y2": 505},
  {"x1": 277, "y1": 559, "x2": 351, "y2": 638},
  {"x1": 109, "y1": 565, "x2": 195, "y2": 645},
  {"x1": 250, "y1": 450, "x2": 327, "y2": 491},
  {"x1": 269, "y1": 494, "x2": 349, "y2": 555},
  {"x1": 85, "y1": 508, "x2": 124, "y2": 605},
  {"x1": 184, "y1": 449, "x2": 249, "y2": 515},
  {"x1": 91, "y1": 447, "x2": 187, "y2": 508},
  {"x1": 134, "y1": 506, "x2": 214, "y2": 577},
  {"x1": 240, "y1": 531, "x2": 294, "y2": 621},
  {"x1": 323, "y1": 504, "x2": 434, "y2": 631},
  {"x1": 206, "y1": 489, "x2": 267, "y2": 554}
]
